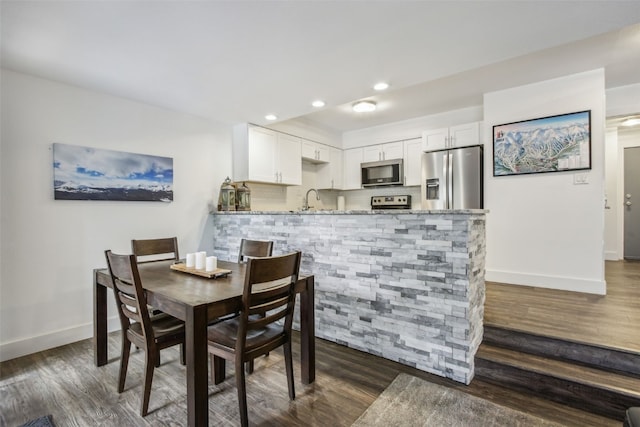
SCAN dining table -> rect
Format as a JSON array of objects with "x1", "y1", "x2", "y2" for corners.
[{"x1": 92, "y1": 259, "x2": 315, "y2": 427}]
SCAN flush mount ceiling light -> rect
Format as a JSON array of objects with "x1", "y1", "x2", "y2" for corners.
[
  {"x1": 352, "y1": 100, "x2": 377, "y2": 113},
  {"x1": 621, "y1": 115, "x2": 640, "y2": 127},
  {"x1": 373, "y1": 82, "x2": 389, "y2": 91},
  {"x1": 312, "y1": 100, "x2": 325, "y2": 108},
  {"x1": 265, "y1": 114, "x2": 278, "y2": 121}
]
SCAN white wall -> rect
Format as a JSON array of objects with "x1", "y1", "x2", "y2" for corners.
[
  {"x1": 0, "y1": 70, "x2": 232, "y2": 361},
  {"x1": 484, "y1": 69, "x2": 606, "y2": 294}
]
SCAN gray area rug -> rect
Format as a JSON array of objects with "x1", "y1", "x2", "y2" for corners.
[
  {"x1": 352, "y1": 373, "x2": 566, "y2": 427},
  {"x1": 19, "y1": 415, "x2": 55, "y2": 427}
]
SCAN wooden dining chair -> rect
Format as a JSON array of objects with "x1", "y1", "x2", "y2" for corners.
[
  {"x1": 237, "y1": 238, "x2": 273, "y2": 263},
  {"x1": 131, "y1": 237, "x2": 179, "y2": 264},
  {"x1": 237, "y1": 238, "x2": 274, "y2": 373},
  {"x1": 105, "y1": 250, "x2": 186, "y2": 417},
  {"x1": 207, "y1": 251, "x2": 302, "y2": 427}
]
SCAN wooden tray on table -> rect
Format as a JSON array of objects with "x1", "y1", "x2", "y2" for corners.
[{"x1": 170, "y1": 263, "x2": 232, "y2": 279}]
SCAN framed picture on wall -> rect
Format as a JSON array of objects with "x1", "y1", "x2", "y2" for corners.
[
  {"x1": 493, "y1": 110, "x2": 591, "y2": 177},
  {"x1": 52, "y1": 143, "x2": 173, "y2": 202}
]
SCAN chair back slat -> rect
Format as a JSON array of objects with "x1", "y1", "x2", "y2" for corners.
[
  {"x1": 236, "y1": 252, "x2": 301, "y2": 355},
  {"x1": 238, "y1": 239, "x2": 273, "y2": 263},
  {"x1": 105, "y1": 250, "x2": 154, "y2": 342},
  {"x1": 131, "y1": 237, "x2": 179, "y2": 263}
]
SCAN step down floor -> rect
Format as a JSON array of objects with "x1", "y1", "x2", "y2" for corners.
[{"x1": 476, "y1": 328, "x2": 640, "y2": 421}]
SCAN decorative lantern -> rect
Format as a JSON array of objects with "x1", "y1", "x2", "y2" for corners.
[
  {"x1": 217, "y1": 176, "x2": 236, "y2": 211},
  {"x1": 235, "y1": 182, "x2": 251, "y2": 211}
]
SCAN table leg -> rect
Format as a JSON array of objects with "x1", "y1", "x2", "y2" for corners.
[
  {"x1": 94, "y1": 270, "x2": 108, "y2": 367},
  {"x1": 186, "y1": 305, "x2": 209, "y2": 427},
  {"x1": 299, "y1": 276, "x2": 315, "y2": 384}
]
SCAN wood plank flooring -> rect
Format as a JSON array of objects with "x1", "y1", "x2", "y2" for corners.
[
  {"x1": 484, "y1": 260, "x2": 640, "y2": 352},
  {"x1": 2, "y1": 261, "x2": 636, "y2": 427}
]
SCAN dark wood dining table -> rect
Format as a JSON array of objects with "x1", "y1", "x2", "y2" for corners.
[{"x1": 93, "y1": 259, "x2": 315, "y2": 427}]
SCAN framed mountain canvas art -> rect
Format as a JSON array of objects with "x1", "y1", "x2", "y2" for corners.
[{"x1": 52, "y1": 143, "x2": 173, "y2": 202}]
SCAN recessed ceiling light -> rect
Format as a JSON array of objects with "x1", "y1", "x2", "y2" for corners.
[
  {"x1": 312, "y1": 100, "x2": 325, "y2": 108},
  {"x1": 265, "y1": 114, "x2": 278, "y2": 121},
  {"x1": 352, "y1": 101, "x2": 377, "y2": 113},
  {"x1": 373, "y1": 82, "x2": 389, "y2": 91},
  {"x1": 621, "y1": 116, "x2": 640, "y2": 127}
]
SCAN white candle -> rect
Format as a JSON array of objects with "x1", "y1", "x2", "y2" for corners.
[
  {"x1": 206, "y1": 256, "x2": 217, "y2": 272},
  {"x1": 195, "y1": 251, "x2": 206, "y2": 270},
  {"x1": 185, "y1": 253, "x2": 196, "y2": 268}
]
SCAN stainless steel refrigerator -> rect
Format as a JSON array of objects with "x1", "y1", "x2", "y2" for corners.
[{"x1": 421, "y1": 145, "x2": 483, "y2": 209}]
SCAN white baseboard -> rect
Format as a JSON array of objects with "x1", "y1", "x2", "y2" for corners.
[
  {"x1": 604, "y1": 250, "x2": 620, "y2": 261},
  {"x1": 0, "y1": 316, "x2": 120, "y2": 362},
  {"x1": 485, "y1": 269, "x2": 606, "y2": 295}
]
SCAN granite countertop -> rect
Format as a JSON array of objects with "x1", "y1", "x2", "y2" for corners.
[{"x1": 211, "y1": 209, "x2": 488, "y2": 215}]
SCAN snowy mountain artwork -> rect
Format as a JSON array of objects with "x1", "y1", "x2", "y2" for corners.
[
  {"x1": 53, "y1": 143, "x2": 173, "y2": 201},
  {"x1": 493, "y1": 111, "x2": 591, "y2": 177}
]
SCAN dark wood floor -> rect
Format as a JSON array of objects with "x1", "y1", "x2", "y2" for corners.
[
  {"x1": 2, "y1": 261, "x2": 635, "y2": 427},
  {"x1": 485, "y1": 260, "x2": 640, "y2": 352}
]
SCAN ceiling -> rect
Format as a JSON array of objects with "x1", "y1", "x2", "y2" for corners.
[{"x1": 2, "y1": 1, "x2": 640, "y2": 134}]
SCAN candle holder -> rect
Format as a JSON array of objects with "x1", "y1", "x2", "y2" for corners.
[
  {"x1": 235, "y1": 182, "x2": 251, "y2": 211},
  {"x1": 217, "y1": 176, "x2": 236, "y2": 211}
]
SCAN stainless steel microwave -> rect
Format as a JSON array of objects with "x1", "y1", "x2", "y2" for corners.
[{"x1": 361, "y1": 158, "x2": 404, "y2": 187}]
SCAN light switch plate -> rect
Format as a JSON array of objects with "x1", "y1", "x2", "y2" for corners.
[{"x1": 573, "y1": 173, "x2": 589, "y2": 185}]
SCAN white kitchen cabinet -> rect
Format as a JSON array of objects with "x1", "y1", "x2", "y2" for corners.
[
  {"x1": 403, "y1": 137, "x2": 423, "y2": 186},
  {"x1": 301, "y1": 139, "x2": 329, "y2": 163},
  {"x1": 277, "y1": 132, "x2": 303, "y2": 185},
  {"x1": 421, "y1": 121, "x2": 481, "y2": 151},
  {"x1": 362, "y1": 141, "x2": 404, "y2": 162},
  {"x1": 342, "y1": 147, "x2": 363, "y2": 190},
  {"x1": 317, "y1": 147, "x2": 343, "y2": 190},
  {"x1": 233, "y1": 124, "x2": 301, "y2": 185}
]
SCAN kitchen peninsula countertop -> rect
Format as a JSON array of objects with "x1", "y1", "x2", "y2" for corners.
[
  {"x1": 209, "y1": 209, "x2": 486, "y2": 384},
  {"x1": 212, "y1": 209, "x2": 488, "y2": 214}
]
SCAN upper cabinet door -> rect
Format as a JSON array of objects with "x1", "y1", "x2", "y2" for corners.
[
  {"x1": 343, "y1": 148, "x2": 363, "y2": 190},
  {"x1": 421, "y1": 122, "x2": 482, "y2": 151},
  {"x1": 248, "y1": 126, "x2": 278, "y2": 183},
  {"x1": 449, "y1": 122, "x2": 481, "y2": 148},
  {"x1": 301, "y1": 139, "x2": 329, "y2": 163},
  {"x1": 277, "y1": 133, "x2": 302, "y2": 185},
  {"x1": 403, "y1": 138, "x2": 423, "y2": 186},
  {"x1": 382, "y1": 141, "x2": 403, "y2": 160},
  {"x1": 363, "y1": 145, "x2": 382, "y2": 162},
  {"x1": 317, "y1": 147, "x2": 343, "y2": 190},
  {"x1": 363, "y1": 141, "x2": 404, "y2": 162},
  {"x1": 422, "y1": 127, "x2": 449, "y2": 152}
]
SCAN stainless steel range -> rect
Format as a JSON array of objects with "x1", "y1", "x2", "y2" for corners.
[{"x1": 371, "y1": 195, "x2": 411, "y2": 210}]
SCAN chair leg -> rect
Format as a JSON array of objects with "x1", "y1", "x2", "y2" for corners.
[
  {"x1": 141, "y1": 350, "x2": 156, "y2": 417},
  {"x1": 180, "y1": 343, "x2": 186, "y2": 366},
  {"x1": 245, "y1": 360, "x2": 254, "y2": 374},
  {"x1": 118, "y1": 338, "x2": 131, "y2": 393},
  {"x1": 283, "y1": 341, "x2": 295, "y2": 400},
  {"x1": 212, "y1": 355, "x2": 226, "y2": 385},
  {"x1": 235, "y1": 359, "x2": 249, "y2": 427}
]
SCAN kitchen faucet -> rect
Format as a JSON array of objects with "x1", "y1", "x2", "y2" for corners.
[{"x1": 303, "y1": 188, "x2": 320, "y2": 211}]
